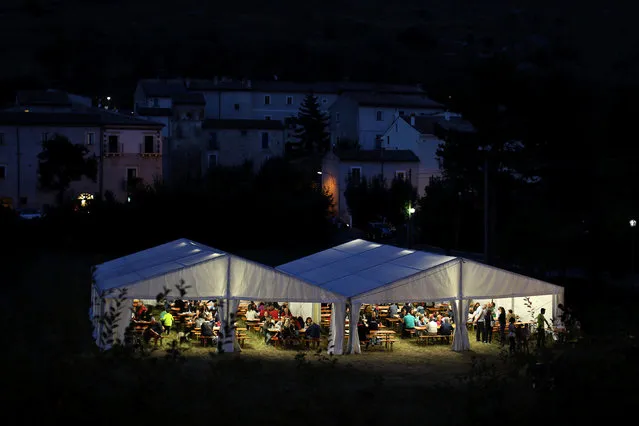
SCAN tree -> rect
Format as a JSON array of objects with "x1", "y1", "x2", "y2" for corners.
[
  {"x1": 293, "y1": 94, "x2": 330, "y2": 154},
  {"x1": 38, "y1": 134, "x2": 98, "y2": 204}
]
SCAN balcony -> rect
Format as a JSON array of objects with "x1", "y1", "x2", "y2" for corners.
[
  {"x1": 139, "y1": 143, "x2": 162, "y2": 158},
  {"x1": 104, "y1": 143, "x2": 124, "y2": 157}
]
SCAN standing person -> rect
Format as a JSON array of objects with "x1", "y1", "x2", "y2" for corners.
[
  {"x1": 536, "y1": 308, "x2": 551, "y2": 348},
  {"x1": 508, "y1": 317, "x2": 517, "y2": 355},
  {"x1": 498, "y1": 307, "x2": 507, "y2": 346},
  {"x1": 484, "y1": 304, "x2": 494, "y2": 343},
  {"x1": 473, "y1": 304, "x2": 486, "y2": 343}
]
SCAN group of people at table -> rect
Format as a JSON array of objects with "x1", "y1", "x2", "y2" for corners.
[{"x1": 127, "y1": 298, "x2": 568, "y2": 353}]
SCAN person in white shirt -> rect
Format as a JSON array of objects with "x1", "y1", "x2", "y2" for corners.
[
  {"x1": 245, "y1": 306, "x2": 259, "y2": 321},
  {"x1": 473, "y1": 304, "x2": 486, "y2": 342},
  {"x1": 427, "y1": 317, "x2": 438, "y2": 335}
]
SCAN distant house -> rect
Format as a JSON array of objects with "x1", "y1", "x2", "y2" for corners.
[
  {"x1": 328, "y1": 92, "x2": 445, "y2": 151},
  {"x1": 165, "y1": 118, "x2": 285, "y2": 182},
  {"x1": 0, "y1": 90, "x2": 164, "y2": 209},
  {"x1": 134, "y1": 79, "x2": 189, "y2": 138},
  {"x1": 321, "y1": 149, "x2": 420, "y2": 222},
  {"x1": 382, "y1": 113, "x2": 476, "y2": 195}
]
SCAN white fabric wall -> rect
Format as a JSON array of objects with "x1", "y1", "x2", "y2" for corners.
[
  {"x1": 462, "y1": 260, "x2": 563, "y2": 299},
  {"x1": 452, "y1": 299, "x2": 470, "y2": 351},
  {"x1": 512, "y1": 295, "x2": 554, "y2": 324},
  {"x1": 288, "y1": 302, "x2": 314, "y2": 322},
  {"x1": 346, "y1": 302, "x2": 362, "y2": 354},
  {"x1": 328, "y1": 302, "x2": 345, "y2": 355}
]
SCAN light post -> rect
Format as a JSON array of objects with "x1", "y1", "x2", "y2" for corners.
[
  {"x1": 631, "y1": 219, "x2": 637, "y2": 275},
  {"x1": 407, "y1": 203, "x2": 416, "y2": 249}
]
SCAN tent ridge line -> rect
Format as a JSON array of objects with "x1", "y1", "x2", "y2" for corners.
[
  {"x1": 463, "y1": 291, "x2": 561, "y2": 300},
  {"x1": 346, "y1": 258, "x2": 461, "y2": 299},
  {"x1": 278, "y1": 242, "x2": 417, "y2": 279}
]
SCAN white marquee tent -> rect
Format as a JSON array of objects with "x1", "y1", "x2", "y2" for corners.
[
  {"x1": 90, "y1": 238, "x2": 346, "y2": 350},
  {"x1": 276, "y1": 239, "x2": 564, "y2": 354}
]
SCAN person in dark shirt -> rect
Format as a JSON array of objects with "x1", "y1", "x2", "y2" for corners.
[
  {"x1": 143, "y1": 317, "x2": 164, "y2": 345},
  {"x1": 368, "y1": 311, "x2": 379, "y2": 331},
  {"x1": 305, "y1": 318, "x2": 321, "y2": 339},
  {"x1": 438, "y1": 318, "x2": 453, "y2": 336}
]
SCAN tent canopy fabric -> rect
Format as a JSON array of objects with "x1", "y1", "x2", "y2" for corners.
[
  {"x1": 276, "y1": 239, "x2": 563, "y2": 303},
  {"x1": 276, "y1": 239, "x2": 459, "y2": 301},
  {"x1": 93, "y1": 238, "x2": 347, "y2": 302}
]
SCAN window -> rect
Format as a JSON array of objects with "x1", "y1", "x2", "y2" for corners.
[
  {"x1": 350, "y1": 167, "x2": 361, "y2": 183},
  {"x1": 153, "y1": 98, "x2": 159, "y2": 107},
  {"x1": 0, "y1": 165, "x2": 6, "y2": 180},
  {"x1": 144, "y1": 135, "x2": 154, "y2": 153},
  {"x1": 108, "y1": 135, "x2": 119, "y2": 153},
  {"x1": 396, "y1": 171, "x2": 406, "y2": 181},
  {"x1": 261, "y1": 132, "x2": 270, "y2": 149},
  {"x1": 375, "y1": 135, "x2": 383, "y2": 149},
  {"x1": 42, "y1": 132, "x2": 49, "y2": 142},
  {"x1": 387, "y1": 136, "x2": 390, "y2": 145},
  {"x1": 234, "y1": 103, "x2": 240, "y2": 111},
  {"x1": 264, "y1": 116, "x2": 271, "y2": 121},
  {"x1": 208, "y1": 132, "x2": 219, "y2": 150},
  {"x1": 86, "y1": 132, "x2": 95, "y2": 145},
  {"x1": 376, "y1": 111, "x2": 383, "y2": 121},
  {"x1": 208, "y1": 153, "x2": 218, "y2": 168},
  {"x1": 264, "y1": 95, "x2": 271, "y2": 105},
  {"x1": 286, "y1": 96, "x2": 293, "y2": 105},
  {"x1": 335, "y1": 112, "x2": 340, "y2": 123},
  {"x1": 126, "y1": 168, "x2": 137, "y2": 181},
  {"x1": 0, "y1": 133, "x2": 4, "y2": 145}
]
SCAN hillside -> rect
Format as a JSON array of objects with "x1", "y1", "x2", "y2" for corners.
[{"x1": 0, "y1": 0, "x2": 635, "y2": 105}]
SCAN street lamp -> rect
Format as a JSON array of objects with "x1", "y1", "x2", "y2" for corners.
[
  {"x1": 631, "y1": 219, "x2": 637, "y2": 275},
  {"x1": 407, "y1": 203, "x2": 416, "y2": 248}
]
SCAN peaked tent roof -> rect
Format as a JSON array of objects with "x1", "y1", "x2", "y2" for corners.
[
  {"x1": 94, "y1": 238, "x2": 345, "y2": 302},
  {"x1": 276, "y1": 239, "x2": 563, "y2": 304}
]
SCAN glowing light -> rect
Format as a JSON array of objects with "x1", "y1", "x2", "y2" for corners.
[
  {"x1": 107, "y1": 96, "x2": 111, "y2": 101},
  {"x1": 408, "y1": 207, "x2": 415, "y2": 214},
  {"x1": 631, "y1": 220, "x2": 637, "y2": 228},
  {"x1": 77, "y1": 192, "x2": 94, "y2": 207},
  {"x1": 317, "y1": 171, "x2": 322, "y2": 175},
  {"x1": 127, "y1": 196, "x2": 131, "y2": 203}
]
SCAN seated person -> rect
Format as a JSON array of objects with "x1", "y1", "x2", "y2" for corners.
[
  {"x1": 427, "y1": 317, "x2": 438, "y2": 335},
  {"x1": 368, "y1": 312, "x2": 379, "y2": 331},
  {"x1": 245, "y1": 305, "x2": 259, "y2": 321},
  {"x1": 281, "y1": 318, "x2": 298, "y2": 340},
  {"x1": 438, "y1": 317, "x2": 453, "y2": 336},
  {"x1": 143, "y1": 317, "x2": 164, "y2": 345},
  {"x1": 402, "y1": 310, "x2": 416, "y2": 337},
  {"x1": 357, "y1": 316, "x2": 370, "y2": 345},
  {"x1": 263, "y1": 317, "x2": 276, "y2": 344},
  {"x1": 305, "y1": 318, "x2": 321, "y2": 340},
  {"x1": 388, "y1": 303, "x2": 399, "y2": 318},
  {"x1": 194, "y1": 314, "x2": 206, "y2": 329},
  {"x1": 200, "y1": 319, "x2": 217, "y2": 347}
]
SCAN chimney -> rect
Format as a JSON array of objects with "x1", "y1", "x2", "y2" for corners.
[{"x1": 410, "y1": 115, "x2": 415, "y2": 126}]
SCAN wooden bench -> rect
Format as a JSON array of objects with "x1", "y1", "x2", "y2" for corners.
[
  {"x1": 236, "y1": 333, "x2": 249, "y2": 348},
  {"x1": 417, "y1": 334, "x2": 452, "y2": 345}
]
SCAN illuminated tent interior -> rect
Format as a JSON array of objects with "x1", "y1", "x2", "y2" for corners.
[
  {"x1": 90, "y1": 238, "x2": 345, "y2": 350},
  {"x1": 276, "y1": 239, "x2": 565, "y2": 354}
]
